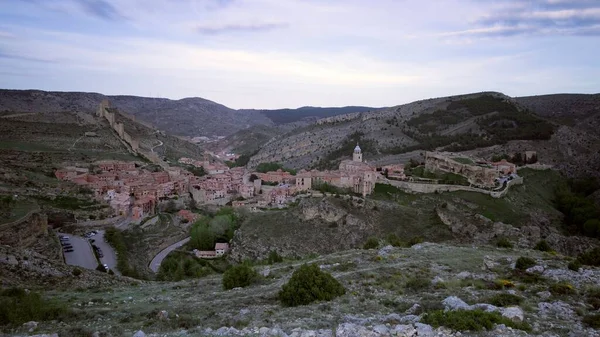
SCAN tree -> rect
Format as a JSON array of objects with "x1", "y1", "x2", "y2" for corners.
[
  {"x1": 190, "y1": 221, "x2": 215, "y2": 250},
  {"x1": 279, "y1": 264, "x2": 345, "y2": 306},
  {"x1": 511, "y1": 152, "x2": 524, "y2": 166},
  {"x1": 222, "y1": 264, "x2": 258, "y2": 290},
  {"x1": 583, "y1": 219, "x2": 600, "y2": 238}
]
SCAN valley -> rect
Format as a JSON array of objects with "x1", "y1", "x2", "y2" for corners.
[{"x1": 0, "y1": 90, "x2": 599, "y2": 337}]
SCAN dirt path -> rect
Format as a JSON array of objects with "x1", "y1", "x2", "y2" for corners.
[
  {"x1": 0, "y1": 112, "x2": 37, "y2": 119},
  {"x1": 151, "y1": 140, "x2": 163, "y2": 153}
]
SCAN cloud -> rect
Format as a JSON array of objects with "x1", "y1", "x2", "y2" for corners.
[
  {"x1": 195, "y1": 22, "x2": 288, "y2": 35},
  {"x1": 0, "y1": 50, "x2": 58, "y2": 64},
  {"x1": 74, "y1": 0, "x2": 126, "y2": 21},
  {"x1": 449, "y1": 0, "x2": 600, "y2": 37}
]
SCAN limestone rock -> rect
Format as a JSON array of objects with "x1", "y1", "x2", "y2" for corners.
[
  {"x1": 157, "y1": 310, "x2": 169, "y2": 320},
  {"x1": 526, "y1": 265, "x2": 545, "y2": 274},
  {"x1": 378, "y1": 245, "x2": 394, "y2": 257},
  {"x1": 442, "y1": 296, "x2": 470, "y2": 311},
  {"x1": 502, "y1": 306, "x2": 525, "y2": 322},
  {"x1": 372, "y1": 324, "x2": 389, "y2": 335},
  {"x1": 538, "y1": 301, "x2": 576, "y2": 320},
  {"x1": 390, "y1": 324, "x2": 416, "y2": 337},
  {"x1": 414, "y1": 323, "x2": 435, "y2": 337},
  {"x1": 23, "y1": 321, "x2": 38, "y2": 332},
  {"x1": 132, "y1": 331, "x2": 145, "y2": 337}
]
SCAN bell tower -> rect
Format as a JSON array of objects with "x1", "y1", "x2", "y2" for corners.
[{"x1": 353, "y1": 143, "x2": 362, "y2": 162}]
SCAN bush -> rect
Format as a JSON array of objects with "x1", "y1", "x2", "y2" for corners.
[
  {"x1": 549, "y1": 282, "x2": 576, "y2": 296},
  {"x1": 583, "y1": 314, "x2": 600, "y2": 329},
  {"x1": 577, "y1": 247, "x2": 600, "y2": 266},
  {"x1": 0, "y1": 288, "x2": 70, "y2": 326},
  {"x1": 408, "y1": 236, "x2": 424, "y2": 246},
  {"x1": 279, "y1": 264, "x2": 345, "y2": 307},
  {"x1": 587, "y1": 288, "x2": 600, "y2": 310},
  {"x1": 72, "y1": 268, "x2": 82, "y2": 277},
  {"x1": 568, "y1": 260, "x2": 582, "y2": 272},
  {"x1": 488, "y1": 293, "x2": 523, "y2": 307},
  {"x1": 496, "y1": 237, "x2": 513, "y2": 248},
  {"x1": 363, "y1": 237, "x2": 379, "y2": 250},
  {"x1": 423, "y1": 309, "x2": 531, "y2": 332},
  {"x1": 386, "y1": 234, "x2": 404, "y2": 247},
  {"x1": 515, "y1": 257, "x2": 536, "y2": 270},
  {"x1": 267, "y1": 251, "x2": 283, "y2": 264},
  {"x1": 405, "y1": 277, "x2": 431, "y2": 290},
  {"x1": 534, "y1": 240, "x2": 552, "y2": 252},
  {"x1": 222, "y1": 265, "x2": 258, "y2": 290}
]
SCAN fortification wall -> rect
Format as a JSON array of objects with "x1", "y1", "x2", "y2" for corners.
[
  {"x1": 385, "y1": 176, "x2": 522, "y2": 199},
  {"x1": 0, "y1": 212, "x2": 48, "y2": 248}
]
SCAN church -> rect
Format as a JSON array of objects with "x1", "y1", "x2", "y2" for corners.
[{"x1": 295, "y1": 143, "x2": 378, "y2": 196}]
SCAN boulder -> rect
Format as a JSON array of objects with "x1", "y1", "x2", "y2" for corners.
[
  {"x1": 378, "y1": 245, "x2": 394, "y2": 257},
  {"x1": 414, "y1": 323, "x2": 435, "y2": 337},
  {"x1": 372, "y1": 324, "x2": 389, "y2": 335},
  {"x1": 538, "y1": 301, "x2": 576, "y2": 320},
  {"x1": 23, "y1": 321, "x2": 38, "y2": 332},
  {"x1": 157, "y1": 310, "x2": 169, "y2": 320},
  {"x1": 502, "y1": 306, "x2": 525, "y2": 322},
  {"x1": 132, "y1": 331, "x2": 145, "y2": 337},
  {"x1": 442, "y1": 296, "x2": 470, "y2": 311},
  {"x1": 390, "y1": 324, "x2": 416, "y2": 337}
]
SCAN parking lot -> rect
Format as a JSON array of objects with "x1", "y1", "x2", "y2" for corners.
[{"x1": 58, "y1": 233, "x2": 98, "y2": 270}]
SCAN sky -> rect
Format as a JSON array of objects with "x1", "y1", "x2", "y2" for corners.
[{"x1": 0, "y1": 0, "x2": 599, "y2": 109}]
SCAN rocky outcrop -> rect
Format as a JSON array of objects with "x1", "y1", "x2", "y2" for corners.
[{"x1": 230, "y1": 197, "x2": 375, "y2": 261}]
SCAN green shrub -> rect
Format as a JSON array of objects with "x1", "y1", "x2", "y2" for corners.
[
  {"x1": 577, "y1": 247, "x2": 600, "y2": 266},
  {"x1": 515, "y1": 257, "x2": 536, "y2": 270},
  {"x1": 363, "y1": 237, "x2": 379, "y2": 250},
  {"x1": 586, "y1": 288, "x2": 600, "y2": 310},
  {"x1": 423, "y1": 309, "x2": 531, "y2": 332},
  {"x1": 488, "y1": 293, "x2": 523, "y2": 307},
  {"x1": 408, "y1": 236, "x2": 424, "y2": 246},
  {"x1": 496, "y1": 237, "x2": 513, "y2": 248},
  {"x1": 405, "y1": 277, "x2": 431, "y2": 291},
  {"x1": 0, "y1": 289, "x2": 70, "y2": 326},
  {"x1": 72, "y1": 268, "x2": 82, "y2": 277},
  {"x1": 568, "y1": 260, "x2": 582, "y2": 272},
  {"x1": 534, "y1": 240, "x2": 552, "y2": 252},
  {"x1": 279, "y1": 264, "x2": 345, "y2": 307},
  {"x1": 267, "y1": 251, "x2": 283, "y2": 264},
  {"x1": 222, "y1": 265, "x2": 258, "y2": 290},
  {"x1": 549, "y1": 282, "x2": 577, "y2": 296},
  {"x1": 386, "y1": 234, "x2": 405, "y2": 247},
  {"x1": 583, "y1": 314, "x2": 600, "y2": 329}
]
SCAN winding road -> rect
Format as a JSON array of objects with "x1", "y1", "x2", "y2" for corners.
[
  {"x1": 151, "y1": 140, "x2": 163, "y2": 153},
  {"x1": 149, "y1": 236, "x2": 190, "y2": 272}
]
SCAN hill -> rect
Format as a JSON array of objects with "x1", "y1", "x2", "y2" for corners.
[
  {"x1": 246, "y1": 92, "x2": 600, "y2": 178},
  {"x1": 0, "y1": 90, "x2": 273, "y2": 137},
  {"x1": 243, "y1": 106, "x2": 378, "y2": 124}
]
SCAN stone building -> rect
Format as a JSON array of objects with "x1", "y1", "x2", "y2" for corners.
[{"x1": 424, "y1": 152, "x2": 499, "y2": 187}]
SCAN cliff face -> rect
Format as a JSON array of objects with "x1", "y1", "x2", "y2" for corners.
[
  {"x1": 0, "y1": 212, "x2": 48, "y2": 248},
  {"x1": 0, "y1": 212, "x2": 62, "y2": 262}
]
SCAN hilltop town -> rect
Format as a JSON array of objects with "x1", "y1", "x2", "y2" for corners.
[{"x1": 55, "y1": 129, "x2": 537, "y2": 222}]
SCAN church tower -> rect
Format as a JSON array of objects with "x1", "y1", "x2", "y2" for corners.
[{"x1": 353, "y1": 143, "x2": 362, "y2": 162}]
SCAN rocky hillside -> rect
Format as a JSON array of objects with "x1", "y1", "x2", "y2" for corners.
[
  {"x1": 245, "y1": 92, "x2": 599, "y2": 178},
  {"x1": 230, "y1": 169, "x2": 598, "y2": 262},
  {"x1": 6, "y1": 243, "x2": 600, "y2": 336},
  {"x1": 242, "y1": 106, "x2": 378, "y2": 125},
  {"x1": 0, "y1": 90, "x2": 273, "y2": 137}
]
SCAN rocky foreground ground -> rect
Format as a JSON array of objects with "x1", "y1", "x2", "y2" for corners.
[{"x1": 7, "y1": 242, "x2": 600, "y2": 337}]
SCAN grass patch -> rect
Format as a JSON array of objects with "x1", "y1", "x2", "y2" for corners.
[
  {"x1": 549, "y1": 282, "x2": 577, "y2": 296},
  {"x1": 583, "y1": 314, "x2": 600, "y2": 329},
  {"x1": 452, "y1": 157, "x2": 474, "y2": 165},
  {"x1": 423, "y1": 309, "x2": 531, "y2": 332},
  {"x1": 0, "y1": 288, "x2": 70, "y2": 326},
  {"x1": 496, "y1": 237, "x2": 513, "y2": 248},
  {"x1": 487, "y1": 293, "x2": 523, "y2": 307}
]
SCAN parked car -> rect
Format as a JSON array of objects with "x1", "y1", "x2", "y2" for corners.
[
  {"x1": 61, "y1": 242, "x2": 71, "y2": 246},
  {"x1": 64, "y1": 248, "x2": 74, "y2": 253},
  {"x1": 102, "y1": 263, "x2": 109, "y2": 271},
  {"x1": 89, "y1": 239, "x2": 95, "y2": 243}
]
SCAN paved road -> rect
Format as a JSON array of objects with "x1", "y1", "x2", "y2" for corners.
[
  {"x1": 93, "y1": 230, "x2": 121, "y2": 275},
  {"x1": 58, "y1": 233, "x2": 97, "y2": 270},
  {"x1": 149, "y1": 237, "x2": 190, "y2": 273}
]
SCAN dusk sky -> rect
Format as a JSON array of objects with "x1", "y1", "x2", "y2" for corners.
[{"x1": 0, "y1": 0, "x2": 599, "y2": 109}]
